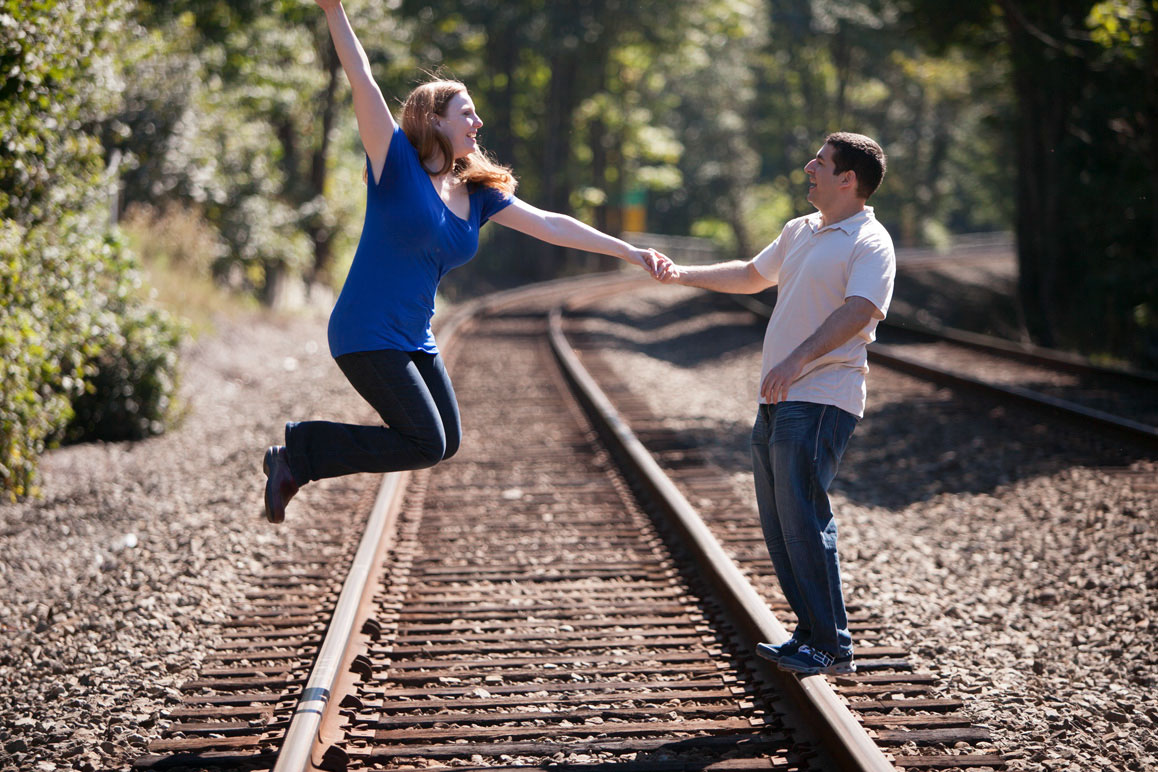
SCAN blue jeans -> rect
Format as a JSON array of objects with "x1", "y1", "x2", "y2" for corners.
[
  {"x1": 285, "y1": 349, "x2": 461, "y2": 484},
  {"x1": 751, "y1": 401, "x2": 858, "y2": 657}
]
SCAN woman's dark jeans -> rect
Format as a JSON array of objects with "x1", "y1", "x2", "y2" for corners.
[{"x1": 285, "y1": 349, "x2": 460, "y2": 484}]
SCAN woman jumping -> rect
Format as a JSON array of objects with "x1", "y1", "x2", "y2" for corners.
[{"x1": 262, "y1": 0, "x2": 663, "y2": 522}]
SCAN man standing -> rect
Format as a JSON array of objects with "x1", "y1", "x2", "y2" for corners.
[{"x1": 652, "y1": 133, "x2": 894, "y2": 675}]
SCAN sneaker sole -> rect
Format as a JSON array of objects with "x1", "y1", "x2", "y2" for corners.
[
  {"x1": 262, "y1": 448, "x2": 283, "y2": 524},
  {"x1": 777, "y1": 660, "x2": 856, "y2": 676}
]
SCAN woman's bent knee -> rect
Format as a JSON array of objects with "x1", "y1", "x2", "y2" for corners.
[
  {"x1": 412, "y1": 432, "x2": 448, "y2": 468},
  {"x1": 440, "y1": 432, "x2": 462, "y2": 461}
]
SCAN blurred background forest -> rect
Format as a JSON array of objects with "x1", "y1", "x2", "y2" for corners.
[{"x1": 2, "y1": 0, "x2": 1156, "y2": 498}]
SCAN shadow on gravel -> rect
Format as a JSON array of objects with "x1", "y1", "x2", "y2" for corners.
[
  {"x1": 839, "y1": 391, "x2": 1154, "y2": 510},
  {"x1": 569, "y1": 294, "x2": 765, "y2": 367},
  {"x1": 632, "y1": 391, "x2": 1153, "y2": 511}
]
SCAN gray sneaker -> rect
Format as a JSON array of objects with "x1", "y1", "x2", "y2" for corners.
[{"x1": 777, "y1": 644, "x2": 855, "y2": 675}]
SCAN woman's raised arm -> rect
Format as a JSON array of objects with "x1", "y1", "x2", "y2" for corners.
[{"x1": 316, "y1": 0, "x2": 396, "y2": 183}]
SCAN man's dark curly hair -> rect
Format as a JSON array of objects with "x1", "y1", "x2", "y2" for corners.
[{"x1": 825, "y1": 132, "x2": 886, "y2": 200}]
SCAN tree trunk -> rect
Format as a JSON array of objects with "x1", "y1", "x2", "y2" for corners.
[
  {"x1": 488, "y1": 22, "x2": 518, "y2": 169},
  {"x1": 1002, "y1": 1, "x2": 1077, "y2": 347},
  {"x1": 727, "y1": 190, "x2": 753, "y2": 262},
  {"x1": 308, "y1": 43, "x2": 341, "y2": 286},
  {"x1": 832, "y1": 20, "x2": 850, "y2": 125},
  {"x1": 1149, "y1": 10, "x2": 1158, "y2": 253},
  {"x1": 590, "y1": 55, "x2": 608, "y2": 234},
  {"x1": 539, "y1": 50, "x2": 580, "y2": 276},
  {"x1": 543, "y1": 52, "x2": 578, "y2": 215}
]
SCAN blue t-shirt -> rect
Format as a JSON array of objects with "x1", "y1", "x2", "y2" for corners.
[{"x1": 327, "y1": 126, "x2": 514, "y2": 357}]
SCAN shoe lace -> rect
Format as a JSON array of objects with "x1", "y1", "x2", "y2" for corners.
[{"x1": 799, "y1": 644, "x2": 834, "y2": 667}]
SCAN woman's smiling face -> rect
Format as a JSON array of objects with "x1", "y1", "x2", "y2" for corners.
[{"x1": 435, "y1": 91, "x2": 483, "y2": 161}]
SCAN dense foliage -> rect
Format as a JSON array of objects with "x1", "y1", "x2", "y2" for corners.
[
  {"x1": 1, "y1": 0, "x2": 182, "y2": 499},
  {"x1": 904, "y1": 0, "x2": 1158, "y2": 364},
  {"x1": 102, "y1": 0, "x2": 1020, "y2": 297}
]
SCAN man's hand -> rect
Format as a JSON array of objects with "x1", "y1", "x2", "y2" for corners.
[
  {"x1": 760, "y1": 353, "x2": 805, "y2": 403},
  {"x1": 758, "y1": 296, "x2": 880, "y2": 403}
]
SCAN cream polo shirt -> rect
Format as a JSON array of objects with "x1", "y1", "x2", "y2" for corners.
[{"x1": 751, "y1": 206, "x2": 895, "y2": 418}]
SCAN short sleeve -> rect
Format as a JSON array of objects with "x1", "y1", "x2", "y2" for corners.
[
  {"x1": 751, "y1": 235, "x2": 785, "y2": 283},
  {"x1": 753, "y1": 216, "x2": 812, "y2": 282},
  {"x1": 845, "y1": 230, "x2": 896, "y2": 317},
  {"x1": 475, "y1": 186, "x2": 515, "y2": 226},
  {"x1": 367, "y1": 125, "x2": 414, "y2": 188}
]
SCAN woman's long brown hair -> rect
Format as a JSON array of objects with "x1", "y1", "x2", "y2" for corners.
[{"x1": 363, "y1": 78, "x2": 517, "y2": 196}]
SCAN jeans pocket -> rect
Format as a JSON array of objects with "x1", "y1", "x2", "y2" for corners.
[
  {"x1": 811, "y1": 405, "x2": 829, "y2": 463},
  {"x1": 751, "y1": 406, "x2": 770, "y2": 447},
  {"x1": 831, "y1": 409, "x2": 857, "y2": 458},
  {"x1": 815, "y1": 408, "x2": 857, "y2": 487}
]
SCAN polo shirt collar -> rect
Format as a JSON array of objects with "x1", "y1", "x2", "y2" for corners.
[{"x1": 808, "y1": 206, "x2": 875, "y2": 234}]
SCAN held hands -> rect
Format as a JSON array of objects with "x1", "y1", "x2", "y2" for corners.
[
  {"x1": 651, "y1": 253, "x2": 681, "y2": 283},
  {"x1": 631, "y1": 248, "x2": 681, "y2": 283},
  {"x1": 627, "y1": 247, "x2": 672, "y2": 280}
]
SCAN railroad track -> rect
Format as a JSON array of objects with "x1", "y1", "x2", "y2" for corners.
[
  {"x1": 134, "y1": 273, "x2": 1007, "y2": 771},
  {"x1": 131, "y1": 474, "x2": 380, "y2": 768}
]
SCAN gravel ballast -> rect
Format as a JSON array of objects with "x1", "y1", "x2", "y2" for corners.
[{"x1": 2, "y1": 281, "x2": 1155, "y2": 772}]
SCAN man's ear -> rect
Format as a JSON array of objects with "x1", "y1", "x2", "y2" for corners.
[{"x1": 840, "y1": 170, "x2": 856, "y2": 190}]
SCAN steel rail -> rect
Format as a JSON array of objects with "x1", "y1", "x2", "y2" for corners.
[
  {"x1": 547, "y1": 305, "x2": 897, "y2": 772},
  {"x1": 271, "y1": 470, "x2": 407, "y2": 772},
  {"x1": 878, "y1": 317, "x2": 1158, "y2": 386},
  {"x1": 868, "y1": 343, "x2": 1158, "y2": 446},
  {"x1": 735, "y1": 292, "x2": 1158, "y2": 385}
]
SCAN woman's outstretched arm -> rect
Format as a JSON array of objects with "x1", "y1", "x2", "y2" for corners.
[
  {"x1": 489, "y1": 199, "x2": 663, "y2": 273},
  {"x1": 315, "y1": 0, "x2": 396, "y2": 182}
]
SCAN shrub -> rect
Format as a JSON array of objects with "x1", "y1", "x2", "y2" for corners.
[
  {"x1": 1, "y1": 0, "x2": 183, "y2": 499},
  {"x1": 59, "y1": 234, "x2": 184, "y2": 445},
  {"x1": 1, "y1": 214, "x2": 184, "y2": 499}
]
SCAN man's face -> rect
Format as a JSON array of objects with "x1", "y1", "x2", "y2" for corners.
[{"x1": 804, "y1": 142, "x2": 846, "y2": 209}]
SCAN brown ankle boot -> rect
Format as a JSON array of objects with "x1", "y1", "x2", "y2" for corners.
[{"x1": 262, "y1": 446, "x2": 300, "y2": 523}]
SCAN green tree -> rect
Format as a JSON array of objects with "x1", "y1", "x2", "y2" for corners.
[
  {"x1": 746, "y1": 0, "x2": 1013, "y2": 251},
  {"x1": 904, "y1": 0, "x2": 1158, "y2": 364},
  {"x1": 124, "y1": 0, "x2": 414, "y2": 298},
  {"x1": 638, "y1": 0, "x2": 766, "y2": 257},
  {"x1": 393, "y1": 0, "x2": 760, "y2": 289}
]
